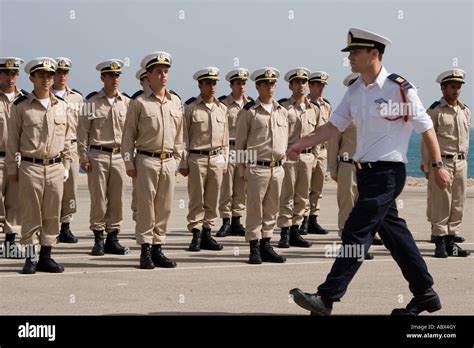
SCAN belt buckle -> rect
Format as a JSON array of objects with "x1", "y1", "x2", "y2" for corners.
[
  {"x1": 356, "y1": 162, "x2": 362, "y2": 170},
  {"x1": 43, "y1": 158, "x2": 49, "y2": 165},
  {"x1": 112, "y1": 147, "x2": 119, "y2": 155},
  {"x1": 270, "y1": 161, "x2": 275, "y2": 167},
  {"x1": 453, "y1": 153, "x2": 458, "y2": 160},
  {"x1": 160, "y1": 152, "x2": 167, "y2": 160},
  {"x1": 368, "y1": 163, "x2": 372, "y2": 169}
]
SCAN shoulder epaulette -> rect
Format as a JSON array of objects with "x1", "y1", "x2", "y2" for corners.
[
  {"x1": 55, "y1": 95, "x2": 65, "y2": 101},
  {"x1": 170, "y1": 89, "x2": 181, "y2": 100},
  {"x1": 243, "y1": 101, "x2": 255, "y2": 110},
  {"x1": 428, "y1": 101, "x2": 441, "y2": 110},
  {"x1": 278, "y1": 98, "x2": 288, "y2": 104},
  {"x1": 310, "y1": 100, "x2": 320, "y2": 108},
  {"x1": 20, "y1": 89, "x2": 29, "y2": 96},
  {"x1": 13, "y1": 95, "x2": 27, "y2": 105},
  {"x1": 131, "y1": 90, "x2": 144, "y2": 100},
  {"x1": 121, "y1": 92, "x2": 131, "y2": 99},
  {"x1": 72, "y1": 88, "x2": 82, "y2": 96},
  {"x1": 218, "y1": 95, "x2": 227, "y2": 102},
  {"x1": 323, "y1": 97, "x2": 331, "y2": 105},
  {"x1": 464, "y1": 104, "x2": 469, "y2": 109},
  {"x1": 185, "y1": 97, "x2": 197, "y2": 105},
  {"x1": 247, "y1": 96, "x2": 255, "y2": 102},
  {"x1": 387, "y1": 73, "x2": 413, "y2": 91},
  {"x1": 86, "y1": 91, "x2": 98, "y2": 100}
]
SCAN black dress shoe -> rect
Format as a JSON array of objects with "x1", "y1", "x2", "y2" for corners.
[
  {"x1": 57, "y1": 223, "x2": 78, "y2": 243},
  {"x1": 290, "y1": 288, "x2": 333, "y2": 315},
  {"x1": 151, "y1": 245, "x2": 177, "y2": 268},
  {"x1": 391, "y1": 288, "x2": 441, "y2": 315},
  {"x1": 216, "y1": 218, "x2": 231, "y2": 237},
  {"x1": 230, "y1": 216, "x2": 246, "y2": 236}
]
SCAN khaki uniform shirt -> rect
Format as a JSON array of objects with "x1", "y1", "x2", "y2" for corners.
[
  {"x1": 219, "y1": 94, "x2": 252, "y2": 141},
  {"x1": 0, "y1": 87, "x2": 26, "y2": 151},
  {"x1": 327, "y1": 120, "x2": 357, "y2": 178}
]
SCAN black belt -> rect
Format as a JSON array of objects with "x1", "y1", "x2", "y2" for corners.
[
  {"x1": 229, "y1": 140, "x2": 236, "y2": 146},
  {"x1": 319, "y1": 145, "x2": 326, "y2": 150},
  {"x1": 354, "y1": 161, "x2": 402, "y2": 170},
  {"x1": 338, "y1": 156, "x2": 354, "y2": 164},
  {"x1": 189, "y1": 148, "x2": 222, "y2": 156},
  {"x1": 252, "y1": 160, "x2": 283, "y2": 167},
  {"x1": 90, "y1": 145, "x2": 121, "y2": 154},
  {"x1": 137, "y1": 149, "x2": 173, "y2": 159},
  {"x1": 0, "y1": 151, "x2": 5, "y2": 157},
  {"x1": 442, "y1": 154, "x2": 466, "y2": 160},
  {"x1": 71, "y1": 139, "x2": 77, "y2": 143},
  {"x1": 22, "y1": 156, "x2": 61, "y2": 165},
  {"x1": 301, "y1": 148, "x2": 313, "y2": 154}
]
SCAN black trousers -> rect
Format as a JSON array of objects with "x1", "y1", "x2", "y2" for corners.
[{"x1": 317, "y1": 162, "x2": 434, "y2": 301}]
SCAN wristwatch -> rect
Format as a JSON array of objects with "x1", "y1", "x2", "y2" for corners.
[{"x1": 431, "y1": 160, "x2": 444, "y2": 168}]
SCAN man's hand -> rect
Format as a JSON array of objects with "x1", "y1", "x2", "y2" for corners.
[
  {"x1": 286, "y1": 145, "x2": 301, "y2": 161},
  {"x1": 179, "y1": 168, "x2": 189, "y2": 177},
  {"x1": 63, "y1": 169, "x2": 69, "y2": 182},
  {"x1": 8, "y1": 175, "x2": 18, "y2": 181},
  {"x1": 80, "y1": 162, "x2": 91, "y2": 172},
  {"x1": 433, "y1": 167, "x2": 450, "y2": 190},
  {"x1": 126, "y1": 169, "x2": 137, "y2": 178}
]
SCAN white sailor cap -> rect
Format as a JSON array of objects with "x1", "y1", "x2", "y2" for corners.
[
  {"x1": 140, "y1": 51, "x2": 172, "y2": 70},
  {"x1": 193, "y1": 67, "x2": 220, "y2": 81},
  {"x1": 436, "y1": 69, "x2": 466, "y2": 85},
  {"x1": 225, "y1": 68, "x2": 249, "y2": 82},
  {"x1": 95, "y1": 59, "x2": 124, "y2": 74},
  {"x1": 24, "y1": 57, "x2": 57, "y2": 75},
  {"x1": 0, "y1": 57, "x2": 24, "y2": 70},
  {"x1": 284, "y1": 67, "x2": 310, "y2": 82},
  {"x1": 250, "y1": 67, "x2": 280, "y2": 82},
  {"x1": 55, "y1": 57, "x2": 72, "y2": 70},
  {"x1": 343, "y1": 73, "x2": 360, "y2": 87},
  {"x1": 136, "y1": 68, "x2": 147, "y2": 81},
  {"x1": 342, "y1": 28, "x2": 392, "y2": 54},
  {"x1": 308, "y1": 71, "x2": 329, "y2": 84}
]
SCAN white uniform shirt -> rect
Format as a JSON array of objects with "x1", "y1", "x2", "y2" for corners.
[{"x1": 329, "y1": 66, "x2": 433, "y2": 163}]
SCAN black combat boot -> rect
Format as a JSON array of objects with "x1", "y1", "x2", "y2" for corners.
[
  {"x1": 433, "y1": 236, "x2": 448, "y2": 258},
  {"x1": 430, "y1": 234, "x2": 465, "y2": 243},
  {"x1": 91, "y1": 230, "x2": 105, "y2": 256},
  {"x1": 446, "y1": 235, "x2": 470, "y2": 257},
  {"x1": 57, "y1": 222, "x2": 78, "y2": 243},
  {"x1": 21, "y1": 245, "x2": 38, "y2": 274},
  {"x1": 278, "y1": 227, "x2": 290, "y2": 248},
  {"x1": 3, "y1": 233, "x2": 24, "y2": 259},
  {"x1": 188, "y1": 228, "x2": 202, "y2": 252},
  {"x1": 248, "y1": 240, "x2": 262, "y2": 264},
  {"x1": 200, "y1": 227, "x2": 223, "y2": 250},
  {"x1": 36, "y1": 246, "x2": 64, "y2": 273},
  {"x1": 289, "y1": 225, "x2": 312, "y2": 247},
  {"x1": 230, "y1": 216, "x2": 246, "y2": 236},
  {"x1": 307, "y1": 215, "x2": 328, "y2": 234},
  {"x1": 104, "y1": 230, "x2": 128, "y2": 255},
  {"x1": 260, "y1": 237, "x2": 286, "y2": 263},
  {"x1": 216, "y1": 218, "x2": 231, "y2": 237},
  {"x1": 299, "y1": 216, "x2": 309, "y2": 235},
  {"x1": 151, "y1": 244, "x2": 177, "y2": 268},
  {"x1": 391, "y1": 288, "x2": 442, "y2": 315},
  {"x1": 140, "y1": 244, "x2": 154, "y2": 269}
]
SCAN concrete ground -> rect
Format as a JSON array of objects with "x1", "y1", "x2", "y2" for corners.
[{"x1": 0, "y1": 175, "x2": 473, "y2": 315}]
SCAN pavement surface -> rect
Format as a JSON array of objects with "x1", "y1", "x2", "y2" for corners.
[{"x1": 0, "y1": 175, "x2": 473, "y2": 316}]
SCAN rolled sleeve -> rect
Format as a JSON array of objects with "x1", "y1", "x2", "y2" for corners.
[
  {"x1": 407, "y1": 88, "x2": 433, "y2": 134},
  {"x1": 328, "y1": 90, "x2": 352, "y2": 132}
]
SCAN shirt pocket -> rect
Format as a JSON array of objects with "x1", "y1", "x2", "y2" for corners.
[
  {"x1": 437, "y1": 114, "x2": 455, "y2": 134},
  {"x1": 23, "y1": 111, "x2": 43, "y2": 148},
  {"x1": 367, "y1": 102, "x2": 391, "y2": 133},
  {"x1": 192, "y1": 111, "x2": 207, "y2": 123},
  {"x1": 91, "y1": 107, "x2": 109, "y2": 128}
]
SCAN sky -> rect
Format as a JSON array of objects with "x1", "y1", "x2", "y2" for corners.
[{"x1": 0, "y1": 0, "x2": 472, "y2": 115}]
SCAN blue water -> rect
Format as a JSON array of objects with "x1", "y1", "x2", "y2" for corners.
[{"x1": 407, "y1": 128, "x2": 473, "y2": 178}]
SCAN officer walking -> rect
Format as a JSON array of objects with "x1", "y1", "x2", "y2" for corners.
[
  {"x1": 301, "y1": 71, "x2": 330, "y2": 235},
  {"x1": 235, "y1": 67, "x2": 288, "y2": 264},
  {"x1": 52, "y1": 57, "x2": 83, "y2": 244},
  {"x1": 276, "y1": 68, "x2": 318, "y2": 249},
  {"x1": 288, "y1": 28, "x2": 449, "y2": 315},
  {"x1": 179, "y1": 67, "x2": 228, "y2": 252},
  {"x1": 7, "y1": 57, "x2": 71, "y2": 273},
  {"x1": 0, "y1": 57, "x2": 27, "y2": 258},
  {"x1": 216, "y1": 68, "x2": 252, "y2": 238},
  {"x1": 122, "y1": 51, "x2": 182, "y2": 269},
  {"x1": 421, "y1": 69, "x2": 470, "y2": 258},
  {"x1": 77, "y1": 59, "x2": 129, "y2": 256}
]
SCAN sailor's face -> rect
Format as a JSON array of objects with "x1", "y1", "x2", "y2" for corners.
[{"x1": 348, "y1": 49, "x2": 372, "y2": 73}]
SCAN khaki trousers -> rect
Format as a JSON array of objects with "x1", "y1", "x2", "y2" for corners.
[
  {"x1": 218, "y1": 158, "x2": 246, "y2": 219},
  {"x1": 0, "y1": 157, "x2": 20, "y2": 234},
  {"x1": 60, "y1": 142, "x2": 78, "y2": 223},
  {"x1": 336, "y1": 162, "x2": 358, "y2": 236},
  {"x1": 308, "y1": 149, "x2": 327, "y2": 216}
]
